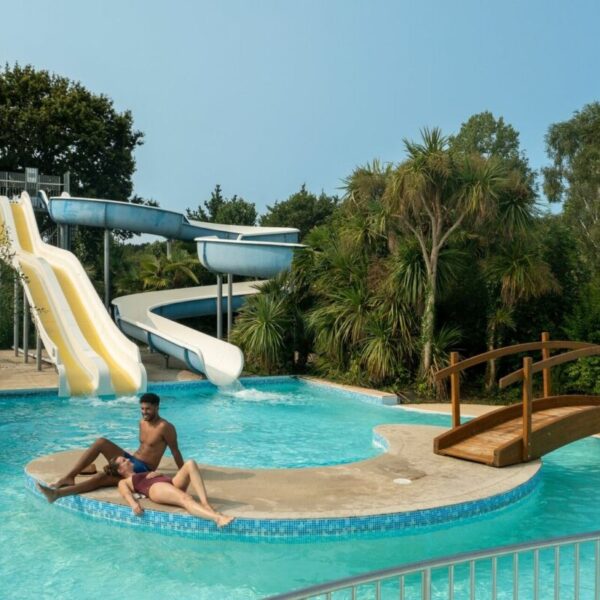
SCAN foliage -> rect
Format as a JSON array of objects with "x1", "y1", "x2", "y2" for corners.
[
  {"x1": 0, "y1": 64, "x2": 143, "y2": 199},
  {"x1": 543, "y1": 103, "x2": 600, "y2": 269},
  {"x1": 186, "y1": 184, "x2": 257, "y2": 225},
  {"x1": 449, "y1": 111, "x2": 534, "y2": 185},
  {"x1": 259, "y1": 184, "x2": 339, "y2": 240},
  {"x1": 230, "y1": 278, "x2": 297, "y2": 374}
]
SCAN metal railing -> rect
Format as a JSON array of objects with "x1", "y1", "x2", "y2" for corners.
[
  {"x1": 268, "y1": 530, "x2": 600, "y2": 600},
  {"x1": 0, "y1": 169, "x2": 68, "y2": 204}
]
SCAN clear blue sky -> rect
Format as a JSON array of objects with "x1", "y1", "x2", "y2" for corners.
[{"x1": 2, "y1": 0, "x2": 599, "y2": 216}]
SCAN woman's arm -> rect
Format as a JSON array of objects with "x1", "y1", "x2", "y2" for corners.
[{"x1": 118, "y1": 478, "x2": 144, "y2": 516}]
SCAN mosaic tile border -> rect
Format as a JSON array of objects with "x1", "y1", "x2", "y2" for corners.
[
  {"x1": 25, "y1": 467, "x2": 541, "y2": 543},
  {"x1": 0, "y1": 376, "x2": 396, "y2": 407}
]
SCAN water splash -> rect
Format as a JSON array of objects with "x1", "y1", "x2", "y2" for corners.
[
  {"x1": 69, "y1": 395, "x2": 139, "y2": 408},
  {"x1": 218, "y1": 381, "x2": 285, "y2": 402}
]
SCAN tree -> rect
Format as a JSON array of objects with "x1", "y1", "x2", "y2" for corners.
[
  {"x1": 186, "y1": 184, "x2": 257, "y2": 225},
  {"x1": 259, "y1": 184, "x2": 339, "y2": 239},
  {"x1": 383, "y1": 128, "x2": 508, "y2": 378},
  {"x1": 449, "y1": 111, "x2": 534, "y2": 183},
  {"x1": 0, "y1": 64, "x2": 143, "y2": 199},
  {"x1": 543, "y1": 102, "x2": 600, "y2": 268}
]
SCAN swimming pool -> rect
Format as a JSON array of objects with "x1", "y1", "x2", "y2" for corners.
[{"x1": 3, "y1": 378, "x2": 600, "y2": 599}]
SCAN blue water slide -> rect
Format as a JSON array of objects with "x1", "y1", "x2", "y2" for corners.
[
  {"x1": 48, "y1": 196, "x2": 299, "y2": 243},
  {"x1": 45, "y1": 194, "x2": 302, "y2": 385}
]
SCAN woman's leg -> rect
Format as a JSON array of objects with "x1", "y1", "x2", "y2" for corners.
[
  {"x1": 50, "y1": 437, "x2": 124, "y2": 488},
  {"x1": 171, "y1": 460, "x2": 211, "y2": 507},
  {"x1": 149, "y1": 483, "x2": 233, "y2": 527}
]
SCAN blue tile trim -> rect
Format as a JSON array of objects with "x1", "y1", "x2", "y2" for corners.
[
  {"x1": 0, "y1": 376, "x2": 395, "y2": 407},
  {"x1": 25, "y1": 468, "x2": 541, "y2": 543}
]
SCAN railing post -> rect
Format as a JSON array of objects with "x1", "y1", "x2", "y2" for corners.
[
  {"x1": 541, "y1": 331, "x2": 551, "y2": 398},
  {"x1": 451, "y1": 352, "x2": 460, "y2": 428},
  {"x1": 522, "y1": 356, "x2": 533, "y2": 461}
]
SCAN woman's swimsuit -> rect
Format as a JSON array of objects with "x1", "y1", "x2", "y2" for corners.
[{"x1": 132, "y1": 472, "x2": 173, "y2": 497}]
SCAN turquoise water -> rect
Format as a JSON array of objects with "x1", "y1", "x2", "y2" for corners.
[{"x1": 2, "y1": 379, "x2": 600, "y2": 599}]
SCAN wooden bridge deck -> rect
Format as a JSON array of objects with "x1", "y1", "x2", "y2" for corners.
[{"x1": 434, "y1": 397, "x2": 600, "y2": 467}]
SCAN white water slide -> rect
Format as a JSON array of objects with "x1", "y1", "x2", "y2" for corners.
[{"x1": 0, "y1": 193, "x2": 146, "y2": 397}]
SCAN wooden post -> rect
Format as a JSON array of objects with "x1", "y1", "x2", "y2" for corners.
[
  {"x1": 450, "y1": 351, "x2": 460, "y2": 428},
  {"x1": 541, "y1": 331, "x2": 551, "y2": 398},
  {"x1": 522, "y1": 356, "x2": 533, "y2": 461}
]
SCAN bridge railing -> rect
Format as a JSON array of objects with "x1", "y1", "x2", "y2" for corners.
[
  {"x1": 434, "y1": 333, "x2": 597, "y2": 433},
  {"x1": 267, "y1": 529, "x2": 600, "y2": 600}
]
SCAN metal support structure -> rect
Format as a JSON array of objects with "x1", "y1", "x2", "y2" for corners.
[
  {"x1": 13, "y1": 275, "x2": 19, "y2": 356},
  {"x1": 104, "y1": 229, "x2": 111, "y2": 309},
  {"x1": 36, "y1": 330, "x2": 42, "y2": 371},
  {"x1": 22, "y1": 289, "x2": 29, "y2": 363},
  {"x1": 268, "y1": 530, "x2": 600, "y2": 600},
  {"x1": 227, "y1": 273, "x2": 233, "y2": 339},
  {"x1": 216, "y1": 274, "x2": 223, "y2": 340},
  {"x1": 166, "y1": 240, "x2": 172, "y2": 259}
]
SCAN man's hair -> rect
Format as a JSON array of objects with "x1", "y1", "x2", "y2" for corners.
[
  {"x1": 140, "y1": 392, "x2": 160, "y2": 406},
  {"x1": 104, "y1": 458, "x2": 121, "y2": 477}
]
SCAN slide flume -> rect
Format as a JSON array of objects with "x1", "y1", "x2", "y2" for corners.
[
  {"x1": 46, "y1": 194, "x2": 301, "y2": 387},
  {"x1": 0, "y1": 193, "x2": 146, "y2": 396}
]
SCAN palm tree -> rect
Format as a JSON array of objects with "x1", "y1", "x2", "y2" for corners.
[
  {"x1": 230, "y1": 290, "x2": 292, "y2": 373},
  {"x1": 482, "y1": 239, "x2": 560, "y2": 390},
  {"x1": 139, "y1": 250, "x2": 199, "y2": 291},
  {"x1": 383, "y1": 128, "x2": 507, "y2": 379}
]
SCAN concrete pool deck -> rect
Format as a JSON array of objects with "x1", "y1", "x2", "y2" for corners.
[{"x1": 26, "y1": 425, "x2": 541, "y2": 536}]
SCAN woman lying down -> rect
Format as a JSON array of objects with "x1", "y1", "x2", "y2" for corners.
[{"x1": 104, "y1": 457, "x2": 234, "y2": 527}]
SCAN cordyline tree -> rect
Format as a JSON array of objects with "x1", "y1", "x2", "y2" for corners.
[{"x1": 383, "y1": 128, "x2": 509, "y2": 379}]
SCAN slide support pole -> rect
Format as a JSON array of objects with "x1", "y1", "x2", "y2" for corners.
[
  {"x1": 227, "y1": 273, "x2": 233, "y2": 339},
  {"x1": 216, "y1": 274, "x2": 223, "y2": 340}
]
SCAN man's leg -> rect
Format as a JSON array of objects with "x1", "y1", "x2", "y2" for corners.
[
  {"x1": 50, "y1": 437, "x2": 125, "y2": 488},
  {"x1": 38, "y1": 472, "x2": 120, "y2": 503}
]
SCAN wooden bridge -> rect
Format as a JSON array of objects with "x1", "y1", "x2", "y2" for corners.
[{"x1": 433, "y1": 334, "x2": 600, "y2": 467}]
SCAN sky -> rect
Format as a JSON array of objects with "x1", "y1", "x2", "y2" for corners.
[{"x1": 1, "y1": 0, "x2": 599, "y2": 218}]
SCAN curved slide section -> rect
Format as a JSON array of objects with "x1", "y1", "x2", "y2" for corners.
[
  {"x1": 1, "y1": 193, "x2": 146, "y2": 397},
  {"x1": 113, "y1": 282, "x2": 259, "y2": 386},
  {"x1": 45, "y1": 194, "x2": 301, "y2": 386},
  {"x1": 48, "y1": 195, "x2": 299, "y2": 243}
]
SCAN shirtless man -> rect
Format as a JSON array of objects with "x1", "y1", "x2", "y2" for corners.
[{"x1": 37, "y1": 392, "x2": 184, "y2": 503}]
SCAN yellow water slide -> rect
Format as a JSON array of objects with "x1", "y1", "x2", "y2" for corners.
[{"x1": 0, "y1": 193, "x2": 146, "y2": 396}]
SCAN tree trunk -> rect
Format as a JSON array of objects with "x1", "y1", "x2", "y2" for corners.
[{"x1": 420, "y1": 279, "x2": 437, "y2": 376}]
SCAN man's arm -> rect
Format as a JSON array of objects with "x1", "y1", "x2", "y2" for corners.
[{"x1": 163, "y1": 422, "x2": 184, "y2": 468}]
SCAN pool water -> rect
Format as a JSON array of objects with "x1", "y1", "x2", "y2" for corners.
[{"x1": 2, "y1": 379, "x2": 600, "y2": 599}]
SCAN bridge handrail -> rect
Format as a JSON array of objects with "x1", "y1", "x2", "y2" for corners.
[
  {"x1": 499, "y1": 344, "x2": 600, "y2": 389},
  {"x1": 434, "y1": 340, "x2": 594, "y2": 381}
]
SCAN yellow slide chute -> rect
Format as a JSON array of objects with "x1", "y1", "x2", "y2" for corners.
[{"x1": 0, "y1": 193, "x2": 146, "y2": 397}]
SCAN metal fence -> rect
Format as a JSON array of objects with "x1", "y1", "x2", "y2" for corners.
[
  {"x1": 268, "y1": 530, "x2": 600, "y2": 600},
  {"x1": 0, "y1": 169, "x2": 69, "y2": 205}
]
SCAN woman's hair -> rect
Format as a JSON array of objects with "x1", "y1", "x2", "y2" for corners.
[{"x1": 104, "y1": 458, "x2": 121, "y2": 477}]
